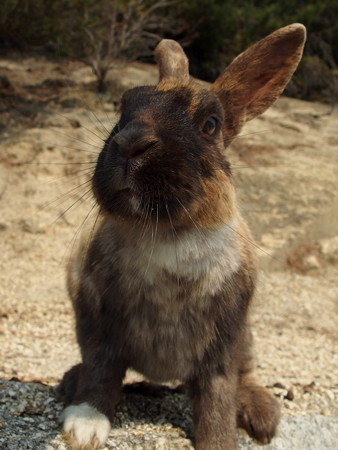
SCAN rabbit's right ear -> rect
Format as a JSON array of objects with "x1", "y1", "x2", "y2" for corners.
[{"x1": 211, "y1": 24, "x2": 306, "y2": 139}]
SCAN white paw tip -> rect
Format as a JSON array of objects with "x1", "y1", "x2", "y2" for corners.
[{"x1": 62, "y1": 402, "x2": 111, "y2": 448}]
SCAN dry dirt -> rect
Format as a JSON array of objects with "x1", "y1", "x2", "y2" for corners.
[{"x1": 0, "y1": 54, "x2": 337, "y2": 447}]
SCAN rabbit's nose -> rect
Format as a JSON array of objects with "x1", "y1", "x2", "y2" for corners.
[{"x1": 113, "y1": 122, "x2": 156, "y2": 160}]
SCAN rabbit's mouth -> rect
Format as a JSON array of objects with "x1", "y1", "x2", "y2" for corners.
[{"x1": 120, "y1": 158, "x2": 137, "y2": 189}]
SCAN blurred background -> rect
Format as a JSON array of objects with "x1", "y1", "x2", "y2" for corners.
[{"x1": 1, "y1": 0, "x2": 338, "y2": 101}]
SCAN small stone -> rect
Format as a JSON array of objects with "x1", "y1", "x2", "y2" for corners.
[
  {"x1": 320, "y1": 236, "x2": 338, "y2": 256},
  {"x1": 23, "y1": 416, "x2": 34, "y2": 422},
  {"x1": 133, "y1": 431, "x2": 145, "y2": 436},
  {"x1": 284, "y1": 400, "x2": 297, "y2": 410},
  {"x1": 285, "y1": 388, "x2": 294, "y2": 401},
  {"x1": 303, "y1": 381, "x2": 316, "y2": 393},
  {"x1": 303, "y1": 254, "x2": 320, "y2": 270},
  {"x1": 326, "y1": 390, "x2": 335, "y2": 400},
  {"x1": 273, "y1": 382, "x2": 286, "y2": 389}
]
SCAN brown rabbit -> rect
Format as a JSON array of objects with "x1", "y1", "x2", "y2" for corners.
[{"x1": 57, "y1": 24, "x2": 306, "y2": 449}]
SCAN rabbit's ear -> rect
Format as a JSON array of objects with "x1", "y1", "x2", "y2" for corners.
[
  {"x1": 155, "y1": 39, "x2": 190, "y2": 84},
  {"x1": 211, "y1": 24, "x2": 306, "y2": 135}
]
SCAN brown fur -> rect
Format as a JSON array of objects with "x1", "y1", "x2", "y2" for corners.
[
  {"x1": 212, "y1": 23, "x2": 307, "y2": 142},
  {"x1": 155, "y1": 39, "x2": 190, "y2": 84},
  {"x1": 57, "y1": 24, "x2": 306, "y2": 449},
  {"x1": 194, "y1": 173, "x2": 235, "y2": 227}
]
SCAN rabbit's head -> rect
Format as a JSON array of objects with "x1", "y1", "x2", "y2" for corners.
[{"x1": 93, "y1": 24, "x2": 306, "y2": 229}]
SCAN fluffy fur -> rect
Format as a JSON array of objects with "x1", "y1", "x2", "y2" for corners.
[
  {"x1": 57, "y1": 24, "x2": 306, "y2": 449},
  {"x1": 62, "y1": 402, "x2": 111, "y2": 449}
]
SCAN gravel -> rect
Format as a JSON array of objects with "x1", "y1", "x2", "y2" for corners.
[{"x1": 1, "y1": 380, "x2": 337, "y2": 450}]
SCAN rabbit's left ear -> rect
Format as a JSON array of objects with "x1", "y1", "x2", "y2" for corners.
[{"x1": 211, "y1": 24, "x2": 306, "y2": 136}]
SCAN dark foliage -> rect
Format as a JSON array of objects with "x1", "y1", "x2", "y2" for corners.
[{"x1": 1, "y1": 0, "x2": 337, "y2": 101}]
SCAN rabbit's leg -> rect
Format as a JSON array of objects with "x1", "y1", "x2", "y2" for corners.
[
  {"x1": 57, "y1": 363, "x2": 83, "y2": 404},
  {"x1": 58, "y1": 359, "x2": 126, "y2": 448},
  {"x1": 189, "y1": 370, "x2": 237, "y2": 450},
  {"x1": 236, "y1": 327, "x2": 280, "y2": 443}
]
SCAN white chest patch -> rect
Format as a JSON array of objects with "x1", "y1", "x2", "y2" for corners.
[{"x1": 119, "y1": 218, "x2": 240, "y2": 294}]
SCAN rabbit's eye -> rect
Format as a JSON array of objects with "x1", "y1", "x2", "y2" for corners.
[{"x1": 202, "y1": 117, "x2": 218, "y2": 136}]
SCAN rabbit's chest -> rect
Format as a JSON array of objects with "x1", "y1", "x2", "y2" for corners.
[
  {"x1": 116, "y1": 220, "x2": 240, "y2": 297},
  {"x1": 125, "y1": 287, "x2": 216, "y2": 382},
  {"x1": 101, "y1": 222, "x2": 241, "y2": 380}
]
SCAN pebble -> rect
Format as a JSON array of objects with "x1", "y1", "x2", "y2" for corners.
[
  {"x1": 285, "y1": 389, "x2": 294, "y2": 401},
  {"x1": 320, "y1": 237, "x2": 338, "y2": 256},
  {"x1": 303, "y1": 254, "x2": 320, "y2": 270},
  {"x1": 326, "y1": 390, "x2": 335, "y2": 400}
]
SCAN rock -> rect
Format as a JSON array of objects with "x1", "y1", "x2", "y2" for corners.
[
  {"x1": 285, "y1": 388, "x2": 294, "y2": 401},
  {"x1": 237, "y1": 415, "x2": 338, "y2": 450},
  {"x1": 303, "y1": 254, "x2": 320, "y2": 270},
  {"x1": 0, "y1": 381, "x2": 337, "y2": 450},
  {"x1": 320, "y1": 236, "x2": 338, "y2": 263}
]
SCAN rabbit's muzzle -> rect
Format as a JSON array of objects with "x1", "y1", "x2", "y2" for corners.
[{"x1": 113, "y1": 120, "x2": 158, "y2": 162}]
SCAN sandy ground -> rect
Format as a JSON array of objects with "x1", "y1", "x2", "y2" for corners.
[{"x1": 0, "y1": 54, "x2": 337, "y2": 443}]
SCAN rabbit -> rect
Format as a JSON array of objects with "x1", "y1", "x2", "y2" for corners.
[{"x1": 57, "y1": 24, "x2": 306, "y2": 449}]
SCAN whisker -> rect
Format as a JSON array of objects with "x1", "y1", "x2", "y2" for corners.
[
  {"x1": 50, "y1": 186, "x2": 93, "y2": 227},
  {"x1": 144, "y1": 201, "x2": 158, "y2": 279},
  {"x1": 25, "y1": 161, "x2": 96, "y2": 166},
  {"x1": 62, "y1": 200, "x2": 100, "y2": 265},
  {"x1": 165, "y1": 201, "x2": 180, "y2": 292},
  {"x1": 61, "y1": 144, "x2": 100, "y2": 155},
  {"x1": 51, "y1": 55, "x2": 113, "y2": 139},
  {"x1": 53, "y1": 111, "x2": 107, "y2": 142},
  {"x1": 140, "y1": 199, "x2": 152, "y2": 239},
  {"x1": 86, "y1": 205, "x2": 102, "y2": 250},
  {"x1": 52, "y1": 127, "x2": 103, "y2": 149},
  {"x1": 42, "y1": 168, "x2": 94, "y2": 186},
  {"x1": 96, "y1": 95, "x2": 116, "y2": 130},
  {"x1": 235, "y1": 129, "x2": 270, "y2": 140},
  {"x1": 86, "y1": 109, "x2": 112, "y2": 137},
  {"x1": 40, "y1": 178, "x2": 93, "y2": 210},
  {"x1": 206, "y1": 165, "x2": 253, "y2": 171},
  {"x1": 224, "y1": 221, "x2": 282, "y2": 263},
  {"x1": 175, "y1": 198, "x2": 206, "y2": 243},
  {"x1": 177, "y1": 196, "x2": 279, "y2": 264},
  {"x1": 230, "y1": 165, "x2": 254, "y2": 169}
]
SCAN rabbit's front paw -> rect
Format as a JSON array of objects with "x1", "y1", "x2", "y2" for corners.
[{"x1": 62, "y1": 402, "x2": 111, "y2": 449}]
